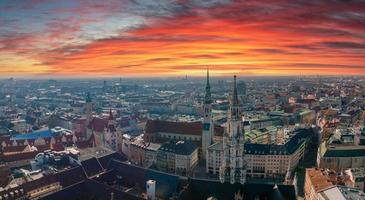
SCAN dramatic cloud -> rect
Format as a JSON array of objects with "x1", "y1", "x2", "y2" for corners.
[{"x1": 0, "y1": 0, "x2": 365, "y2": 77}]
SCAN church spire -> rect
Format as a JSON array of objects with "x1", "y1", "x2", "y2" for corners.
[
  {"x1": 220, "y1": 75, "x2": 246, "y2": 185},
  {"x1": 232, "y1": 75, "x2": 239, "y2": 106},
  {"x1": 229, "y1": 75, "x2": 240, "y2": 121},
  {"x1": 205, "y1": 67, "x2": 212, "y2": 104}
]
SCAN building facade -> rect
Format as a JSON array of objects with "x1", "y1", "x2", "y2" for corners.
[
  {"x1": 156, "y1": 140, "x2": 198, "y2": 175},
  {"x1": 208, "y1": 128, "x2": 312, "y2": 179}
]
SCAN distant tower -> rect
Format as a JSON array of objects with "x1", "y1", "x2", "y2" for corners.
[
  {"x1": 220, "y1": 75, "x2": 247, "y2": 184},
  {"x1": 85, "y1": 92, "x2": 93, "y2": 123},
  {"x1": 202, "y1": 67, "x2": 214, "y2": 159},
  {"x1": 104, "y1": 109, "x2": 119, "y2": 151},
  {"x1": 103, "y1": 80, "x2": 107, "y2": 91}
]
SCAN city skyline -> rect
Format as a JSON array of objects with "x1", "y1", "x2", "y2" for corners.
[{"x1": 1, "y1": 0, "x2": 365, "y2": 77}]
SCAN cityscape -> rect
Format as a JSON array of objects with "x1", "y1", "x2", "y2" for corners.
[{"x1": 1, "y1": 1, "x2": 365, "y2": 200}]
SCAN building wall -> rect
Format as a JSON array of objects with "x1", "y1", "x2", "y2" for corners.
[
  {"x1": 157, "y1": 132, "x2": 201, "y2": 142},
  {"x1": 144, "y1": 131, "x2": 201, "y2": 144},
  {"x1": 157, "y1": 149, "x2": 197, "y2": 175},
  {"x1": 320, "y1": 156, "x2": 365, "y2": 171},
  {"x1": 144, "y1": 149, "x2": 158, "y2": 168},
  {"x1": 121, "y1": 136, "x2": 131, "y2": 157},
  {"x1": 129, "y1": 143, "x2": 145, "y2": 165},
  {"x1": 304, "y1": 171, "x2": 319, "y2": 200},
  {"x1": 27, "y1": 182, "x2": 62, "y2": 199},
  {"x1": 207, "y1": 141, "x2": 306, "y2": 179},
  {"x1": 206, "y1": 148, "x2": 223, "y2": 175}
]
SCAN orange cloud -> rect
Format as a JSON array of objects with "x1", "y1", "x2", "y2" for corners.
[{"x1": 1, "y1": 0, "x2": 365, "y2": 77}]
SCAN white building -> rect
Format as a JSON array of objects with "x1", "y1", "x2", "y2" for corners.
[
  {"x1": 208, "y1": 128, "x2": 312, "y2": 179},
  {"x1": 219, "y1": 75, "x2": 247, "y2": 184}
]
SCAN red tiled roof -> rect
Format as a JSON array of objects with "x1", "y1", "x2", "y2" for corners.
[
  {"x1": 0, "y1": 166, "x2": 11, "y2": 187},
  {"x1": 145, "y1": 120, "x2": 202, "y2": 136},
  {"x1": 87, "y1": 117, "x2": 108, "y2": 133},
  {"x1": 0, "y1": 135, "x2": 11, "y2": 143},
  {"x1": 2, "y1": 145, "x2": 28, "y2": 153},
  {"x1": 52, "y1": 143, "x2": 65, "y2": 151},
  {"x1": 35, "y1": 144, "x2": 51, "y2": 152},
  {"x1": 0, "y1": 151, "x2": 38, "y2": 162}
]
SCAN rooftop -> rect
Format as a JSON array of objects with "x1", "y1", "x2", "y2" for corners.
[
  {"x1": 323, "y1": 145, "x2": 365, "y2": 157},
  {"x1": 306, "y1": 168, "x2": 335, "y2": 192},
  {"x1": 159, "y1": 140, "x2": 198, "y2": 155},
  {"x1": 318, "y1": 186, "x2": 365, "y2": 200},
  {"x1": 145, "y1": 119, "x2": 202, "y2": 136},
  {"x1": 10, "y1": 127, "x2": 72, "y2": 141}
]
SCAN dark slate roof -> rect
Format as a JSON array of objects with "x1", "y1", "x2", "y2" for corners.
[
  {"x1": 145, "y1": 119, "x2": 202, "y2": 136},
  {"x1": 244, "y1": 182, "x2": 296, "y2": 200},
  {"x1": 108, "y1": 159, "x2": 180, "y2": 198},
  {"x1": 81, "y1": 157, "x2": 104, "y2": 177},
  {"x1": 40, "y1": 179, "x2": 142, "y2": 200},
  {"x1": 56, "y1": 166, "x2": 86, "y2": 187},
  {"x1": 323, "y1": 148, "x2": 365, "y2": 157},
  {"x1": 179, "y1": 178, "x2": 296, "y2": 200},
  {"x1": 158, "y1": 140, "x2": 198, "y2": 155},
  {"x1": 97, "y1": 152, "x2": 127, "y2": 169},
  {"x1": 245, "y1": 128, "x2": 313, "y2": 155}
]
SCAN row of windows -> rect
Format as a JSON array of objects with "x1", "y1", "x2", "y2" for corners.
[{"x1": 161, "y1": 134, "x2": 200, "y2": 141}]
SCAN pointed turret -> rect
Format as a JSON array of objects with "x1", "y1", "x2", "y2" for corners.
[
  {"x1": 86, "y1": 92, "x2": 92, "y2": 103},
  {"x1": 105, "y1": 109, "x2": 118, "y2": 151},
  {"x1": 232, "y1": 75, "x2": 239, "y2": 106},
  {"x1": 108, "y1": 109, "x2": 114, "y2": 121},
  {"x1": 204, "y1": 67, "x2": 212, "y2": 104},
  {"x1": 229, "y1": 75, "x2": 240, "y2": 121},
  {"x1": 85, "y1": 92, "x2": 93, "y2": 125}
]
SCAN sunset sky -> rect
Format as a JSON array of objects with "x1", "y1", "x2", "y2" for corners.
[{"x1": 1, "y1": 0, "x2": 365, "y2": 77}]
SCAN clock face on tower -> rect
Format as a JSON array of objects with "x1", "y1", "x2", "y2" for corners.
[{"x1": 203, "y1": 123, "x2": 210, "y2": 131}]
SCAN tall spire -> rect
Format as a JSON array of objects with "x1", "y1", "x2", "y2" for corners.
[
  {"x1": 229, "y1": 75, "x2": 240, "y2": 120},
  {"x1": 204, "y1": 67, "x2": 212, "y2": 104},
  {"x1": 232, "y1": 75, "x2": 239, "y2": 106}
]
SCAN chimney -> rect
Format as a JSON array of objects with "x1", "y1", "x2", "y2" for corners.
[{"x1": 146, "y1": 180, "x2": 156, "y2": 200}]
